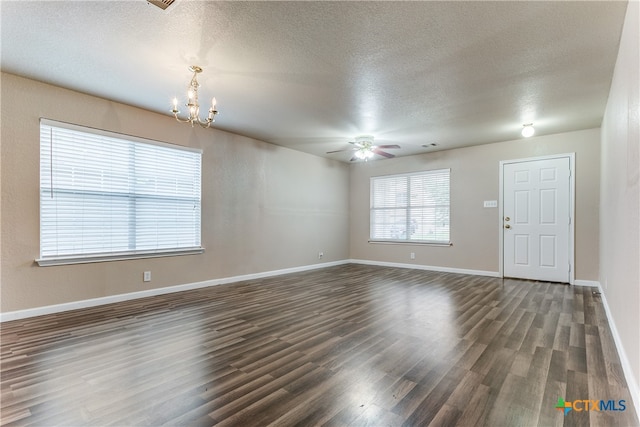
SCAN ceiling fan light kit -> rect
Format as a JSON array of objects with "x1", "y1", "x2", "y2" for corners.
[
  {"x1": 171, "y1": 65, "x2": 218, "y2": 129},
  {"x1": 354, "y1": 148, "x2": 375, "y2": 160}
]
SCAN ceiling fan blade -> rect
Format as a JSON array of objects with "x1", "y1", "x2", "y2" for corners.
[
  {"x1": 348, "y1": 141, "x2": 365, "y2": 148},
  {"x1": 373, "y1": 149, "x2": 395, "y2": 159},
  {"x1": 326, "y1": 148, "x2": 355, "y2": 154},
  {"x1": 376, "y1": 144, "x2": 401, "y2": 149}
]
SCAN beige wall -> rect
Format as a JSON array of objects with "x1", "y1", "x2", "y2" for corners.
[
  {"x1": 0, "y1": 73, "x2": 350, "y2": 312},
  {"x1": 350, "y1": 128, "x2": 601, "y2": 280},
  {"x1": 0, "y1": 73, "x2": 606, "y2": 316},
  {"x1": 600, "y1": 0, "x2": 640, "y2": 399}
]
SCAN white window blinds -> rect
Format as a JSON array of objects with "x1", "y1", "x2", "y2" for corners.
[
  {"x1": 39, "y1": 119, "x2": 203, "y2": 265},
  {"x1": 370, "y1": 169, "x2": 450, "y2": 244}
]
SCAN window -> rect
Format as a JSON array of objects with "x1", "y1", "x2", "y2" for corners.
[
  {"x1": 370, "y1": 169, "x2": 450, "y2": 244},
  {"x1": 38, "y1": 119, "x2": 203, "y2": 266}
]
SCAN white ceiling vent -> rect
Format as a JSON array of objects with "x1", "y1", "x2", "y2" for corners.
[{"x1": 147, "y1": 0, "x2": 175, "y2": 11}]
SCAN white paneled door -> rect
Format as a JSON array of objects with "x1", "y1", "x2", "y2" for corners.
[{"x1": 503, "y1": 156, "x2": 572, "y2": 283}]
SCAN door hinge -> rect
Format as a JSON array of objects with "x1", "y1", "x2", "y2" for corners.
[{"x1": 568, "y1": 264, "x2": 571, "y2": 273}]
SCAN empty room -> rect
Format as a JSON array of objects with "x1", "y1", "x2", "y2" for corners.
[{"x1": 1, "y1": 1, "x2": 638, "y2": 426}]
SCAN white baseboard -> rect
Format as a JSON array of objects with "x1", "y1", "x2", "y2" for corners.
[
  {"x1": 0, "y1": 260, "x2": 350, "y2": 323},
  {"x1": 573, "y1": 279, "x2": 601, "y2": 287},
  {"x1": 349, "y1": 258, "x2": 500, "y2": 278},
  {"x1": 592, "y1": 282, "x2": 640, "y2": 421}
]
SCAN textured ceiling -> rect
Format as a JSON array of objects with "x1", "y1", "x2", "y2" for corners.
[{"x1": 0, "y1": 1, "x2": 628, "y2": 162}]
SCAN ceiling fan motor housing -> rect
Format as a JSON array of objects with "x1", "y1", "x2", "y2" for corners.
[{"x1": 354, "y1": 135, "x2": 375, "y2": 147}]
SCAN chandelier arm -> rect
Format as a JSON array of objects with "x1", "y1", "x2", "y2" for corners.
[
  {"x1": 196, "y1": 119, "x2": 213, "y2": 129},
  {"x1": 197, "y1": 108, "x2": 218, "y2": 127},
  {"x1": 173, "y1": 113, "x2": 194, "y2": 124}
]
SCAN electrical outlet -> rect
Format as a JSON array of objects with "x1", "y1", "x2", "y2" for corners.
[
  {"x1": 410, "y1": 252, "x2": 415, "y2": 260},
  {"x1": 318, "y1": 252, "x2": 324, "y2": 259},
  {"x1": 143, "y1": 271, "x2": 151, "y2": 282}
]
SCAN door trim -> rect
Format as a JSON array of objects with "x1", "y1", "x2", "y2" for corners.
[{"x1": 498, "y1": 153, "x2": 575, "y2": 284}]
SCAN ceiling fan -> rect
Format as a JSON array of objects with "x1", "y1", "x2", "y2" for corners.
[{"x1": 326, "y1": 135, "x2": 401, "y2": 161}]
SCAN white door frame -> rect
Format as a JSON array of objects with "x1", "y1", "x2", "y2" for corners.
[{"x1": 498, "y1": 153, "x2": 575, "y2": 284}]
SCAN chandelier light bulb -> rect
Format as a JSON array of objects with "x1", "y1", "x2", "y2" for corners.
[{"x1": 522, "y1": 124, "x2": 535, "y2": 138}]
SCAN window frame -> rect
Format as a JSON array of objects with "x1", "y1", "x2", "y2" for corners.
[
  {"x1": 369, "y1": 168, "x2": 451, "y2": 246},
  {"x1": 37, "y1": 119, "x2": 204, "y2": 266}
]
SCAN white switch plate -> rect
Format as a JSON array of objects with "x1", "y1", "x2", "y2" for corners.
[
  {"x1": 483, "y1": 200, "x2": 498, "y2": 208},
  {"x1": 143, "y1": 271, "x2": 151, "y2": 282}
]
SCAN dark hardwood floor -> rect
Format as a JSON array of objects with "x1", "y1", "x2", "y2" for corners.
[{"x1": 1, "y1": 264, "x2": 638, "y2": 426}]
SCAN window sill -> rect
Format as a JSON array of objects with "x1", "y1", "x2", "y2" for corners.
[
  {"x1": 36, "y1": 247, "x2": 205, "y2": 266},
  {"x1": 368, "y1": 240, "x2": 452, "y2": 247}
]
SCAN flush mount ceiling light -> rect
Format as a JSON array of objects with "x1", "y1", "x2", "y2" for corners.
[
  {"x1": 521, "y1": 123, "x2": 535, "y2": 138},
  {"x1": 171, "y1": 65, "x2": 218, "y2": 129}
]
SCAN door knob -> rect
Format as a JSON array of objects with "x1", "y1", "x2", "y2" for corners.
[
  {"x1": 505, "y1": 224, "x2": 511, "y2": 229},
  {"x1": 504, "y1": 216, "x2": 510, "y2": 221}
]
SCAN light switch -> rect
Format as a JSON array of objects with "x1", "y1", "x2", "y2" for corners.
[{"x1": 483, "y1": 200, "x2": 498, "y2": 208}]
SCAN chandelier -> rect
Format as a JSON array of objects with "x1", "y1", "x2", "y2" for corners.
[{"x1": 171, "y1": 65, "x2": 218, "y2": 128}]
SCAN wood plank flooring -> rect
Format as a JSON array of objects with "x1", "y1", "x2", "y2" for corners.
[{"x1": 1, "y1": 264, "x2": 638, "y2": 426}]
